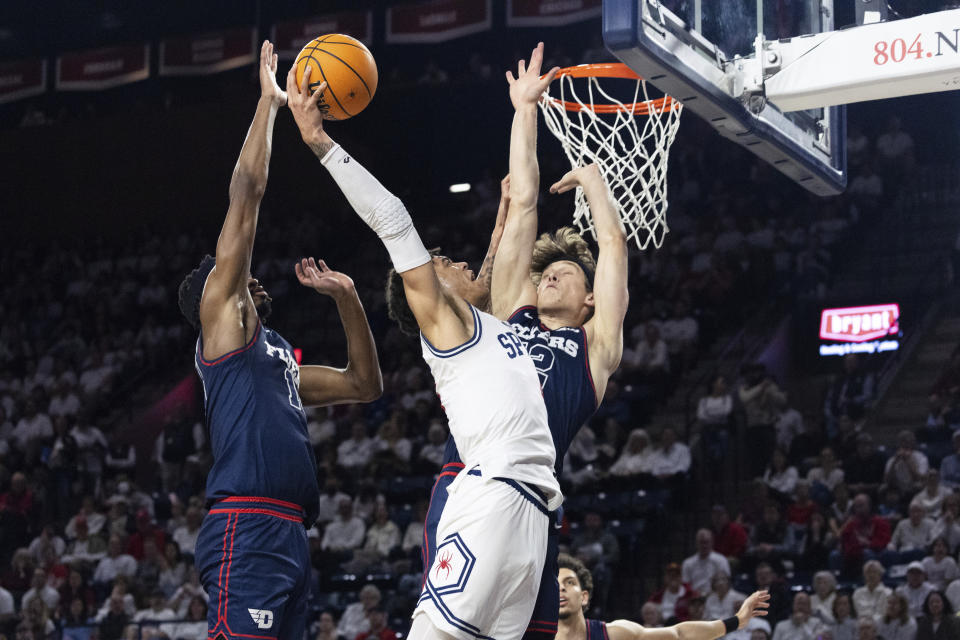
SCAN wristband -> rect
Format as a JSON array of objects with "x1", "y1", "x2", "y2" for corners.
[{"x1": 723, "y1": 617, "x2": 739, "y2": 634}]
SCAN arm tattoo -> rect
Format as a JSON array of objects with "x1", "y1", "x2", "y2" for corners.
[{"x1": 308, "y1": 138, "x2": 335, "y2": 159}]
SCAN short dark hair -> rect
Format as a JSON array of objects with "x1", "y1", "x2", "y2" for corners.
[
  {"x1": 558, "y1": 552, "x2": 593, "y2": 600},
  {"x1": 385, "y1": 249, "x2": 440, "y2": 337},
  {"x1": 178, "y1": 255, "x2": 216, "y2": 331}
]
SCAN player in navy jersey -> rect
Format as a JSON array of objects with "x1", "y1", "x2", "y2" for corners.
[
  {"x1": 176, "y1": 42, "x2": 382, "y2": 640},
  {"x1": 423, "y1": 43, "x2": 630, "y2": 640},
  {"x1": 556, "y1": 554, "x2": 769, "y2": 640}
]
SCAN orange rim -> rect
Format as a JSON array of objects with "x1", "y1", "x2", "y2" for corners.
[{"x1": 544, "y1": 62, "x2": 682, "y2": 114}]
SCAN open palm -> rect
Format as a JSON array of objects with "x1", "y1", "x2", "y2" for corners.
[
  {"x1": 506, "y1": 42, "x2": 560, "y2": 109},
  {"x1": 295, "y1": 257, "x2": 354, "y2": 299}
]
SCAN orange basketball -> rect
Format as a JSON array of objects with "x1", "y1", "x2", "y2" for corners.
[{"x1": 294, "y1": 34, "x2": 378, "y2": 121}]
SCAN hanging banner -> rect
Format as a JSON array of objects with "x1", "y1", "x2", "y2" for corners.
[
  {"x1": 506, "y1": 0, "x2": 602, "y2": 26},
  {"x1": 159, "y1": 27, "x2": 257, "y2": 76},
  {"x1": 0, "y1": 59, "x2": 46, "y2": 104},
  {"x1": 272, "y1": 11, "x2": 373, "y2": 58},
  {"x1": 387, "y1": 0, "x2": 492, "y2": 44},
  {"x1": 56, "y1": 44, "x2": 150, "y2": 90}
]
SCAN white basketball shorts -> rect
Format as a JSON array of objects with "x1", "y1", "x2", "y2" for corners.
[{"x1": 413, "y1": 468, "x2": 550, "y2": 640}]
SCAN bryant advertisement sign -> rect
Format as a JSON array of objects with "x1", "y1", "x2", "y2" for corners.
[{"x1": 819, "y1": 303, "x2": 901, "y2": 357}]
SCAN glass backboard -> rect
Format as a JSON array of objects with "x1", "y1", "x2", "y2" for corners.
[{"x1": 604, "y1": 0, "x2": 846, "y2": 195}]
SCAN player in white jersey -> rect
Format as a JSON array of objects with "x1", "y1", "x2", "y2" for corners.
[{"x1": 286, "y1": 65, "x2": 563, "y2": 640}]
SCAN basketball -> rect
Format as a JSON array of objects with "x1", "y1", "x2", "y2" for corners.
[{"x1": 294, "y1": 34, "x2": 378, "y2": 121}]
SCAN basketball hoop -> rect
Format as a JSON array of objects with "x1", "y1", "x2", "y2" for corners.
[{"x1": 539, "y1": 63, "x2": 683, "y2": 250}]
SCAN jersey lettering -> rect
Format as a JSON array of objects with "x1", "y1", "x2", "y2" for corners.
[
  {"x1": 265, "y1": 340, "x2": 303, "y2": 411},
  {"x1": 497, "y1": 332, "x2": 528, "y2": 359},
  {"x1": 511, "y1": 323, "x2": 579, "y2": 357}
]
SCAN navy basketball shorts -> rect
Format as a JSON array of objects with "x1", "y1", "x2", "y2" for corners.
[
  {"x1": 195, "y1": 497, "x2": 310, "y2": 640},
  {"x1": 522, "y1": 511, "x2": 561, "y2": 640}
]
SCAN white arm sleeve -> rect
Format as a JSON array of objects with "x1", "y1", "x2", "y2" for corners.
[{"x1": 321, "y1": 143, "x2": 431, "y2": 273}]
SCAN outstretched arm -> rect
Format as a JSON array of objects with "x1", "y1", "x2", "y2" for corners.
[
  {"x1": 607, "y1": 591, "x2": 770, "y2": 640},
  {"x1": 471, "y1": 175, "x2": 510, "y2": 313},
  {"x1": 286, "y1": 67, "x2": 473, "y2": 348},
  {"x1": 491, "y1": 43, "x2": 559, "y2": 319},
  {"x1": 552, "y1": 165, "x2": 628, "y2": 398},
  {"x1": 294, "y1": 258, "x2": 382, "y2": 406},
  {"x1": 200, "y1": 41, "x2": 286, "y2": 356}
]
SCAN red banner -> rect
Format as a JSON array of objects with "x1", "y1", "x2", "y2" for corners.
[
  {"x1": 820, "y1": 304, "x2": 900, "y2": 343},
  {"x1": 56, "y1": 44, "x2": 149, "y2": 90},
  {"x1": 159, "y1": 27, "x2": 257, "y2": 76},
  {"x1": 387, "y1": 0, "x2": 491, "y2": 44},
  {"x1": 272, "y1": 11, "x2": 373, "y2": 59},
  {"x1": 506, "y1": 0, "x2": 602, "y2": 26},
  {"x1": 0, "y1": 59, "x2": 46, "y2": 104}
]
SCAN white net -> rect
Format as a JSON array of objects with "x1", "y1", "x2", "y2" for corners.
[{"x1": 539, "y1": 67, "x2": 683, "y2": 249}]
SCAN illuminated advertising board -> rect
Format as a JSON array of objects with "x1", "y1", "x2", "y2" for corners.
[{"x1": 819, "y1": 303, "x2": 900, "y2": 357}]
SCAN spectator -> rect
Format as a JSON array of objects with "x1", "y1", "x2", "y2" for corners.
[
  {"x1": 824, "y1": 355, "x2": 875, "y2": 436},
  {"x1": 853, "y1": 560, "x2": 892, "y2": 622},
  {"x1": 885, "y1": 502, "x2": 934, "y2": 566},
  {"x1": 807, "y1": 447, "x2": 845, "y2": 504},
  {"x1": 844, "y1": 434, "x2": 886, "y2": 496},
  {"x1": 157, "y1": 542, "x2": 187, "y2": 599},
  {"x1": 771, "y1": 592, "x2": 821, "y2": 640},
  {"x1": 786, "y1": 480, "x2": 818, "y2": 527},
  {"x1": 346, "y1": 502, "x2": 400, "y2": 574},
  {"x1": 763, "y1": 448, "x2": 799, "y2": 501},
  {"x1": 681, "y1": 529, "x2": 731, "y2": 594},
  {"x1": 371, "y1": 418, "x2": 411, "y2": 475},
  {"x1": 830, "y1": 593, "x2": 858, "y2": 640},
  {"x1": 856, "y1": 617, "x2": 881, "y2": 640},
  {"x1": 58, "y1": 569, "x2": 96, "y2": 619},
  {"x1": 171, "y1": 506, "x2": 202, "y2": 557},
  {"x1": 625, "y1": 324, "x2": 670, "y2": 378},
  {"x1": 640, "y1": 601, "x2": 662, "y2": 628},
  {"x1": 646, "y1": 563, "x2": 698, "y2": 623},
  {"x1": 1, "y1": 548, "x2": 35, "y2": 599},
  {"x1": 168, "y1": 567, "x2": 205, "y2": 618},
  {"x1": 97, "y1": 594, "x2": 129, "y2": 640},
  {"x1": 884, "y1": 431, "x2": 929, "y2": 496},
  {"x1": 337, "y1": 421, "x2": 376, "y2": 473},
  {"x1": 356, "y1": 606, "x2": 394, "y2": 640},
  {"x1": 94, "y1": 578, "x2": 136, "y2": 619},
  {"x1": 915, "y1": 591, "x2": 958, "y2": 640},
  {"x1": 104, "y1": 440, "x2": 136, "y2": 478},
  {"x1": 811, "y1": 571, "x2": 838, "y2": 624},
  {"x1": 797, "y1": 511, "x2": 836, "y2": 572},
  {"x1": 92, "y1": 536, "x2": 137, "y2": 586},
  {"x1": 27, "y1": 525, "x2": 65, "y2": 566},
  {"x1": 921, "y1": 537, "x2": 959, "y2": 590},
  {"x1": 316, "y1": 478, "x2": 350, "y2": 525},
  {"x1": 135, "y1": 537, "x2": 164, "y2": 589},
  {"x1": 697, "y1": 375, "x2": 734, "y2": 462},
  {"x1": 337, "y1": 584, "x2": 380, "y2": 640},
  {"x1": 313, "y1": 610, "x2": 345, "y2": 640},
  {"x1": 650, "y1": 427, "x2": 692, "y2": 484},
  {"x1": 571, "y1": 511, "x2": 619, "y2": 611},
  {"x1": 132, "y1": 590, "x2": 176, "y2": 633},
  {"x1": 947, "y1": 578, "x2": 960, "y2": 612},
  {"x1": 746, "y1": 501, "x2": 797, "y2": 572},
  {"x1": 739, "y1": 364, "x2": 787, "y2": 477},
  {"x1": 931, "y1": 493, "x2": 960, "y2": 553},
  {"x1": 65, "y1": 497, "x2": 107, "y2": 538},
  {"x1": 321, "y1": 497, "x2": 366, "y2": 559},
  {"x1": 704, "y1": 571, "x2": 744, "y2": 619},
  {"x1": 910, "y1": 470, "x2": 951, "y2": 519},
  {"x1": 126, "y1": 509, "x2": 166, "y2": 561},
  {"x1": 833, "y1": 494, "x2": 891, "y2": 577},
  {"x1": 20, "y1": 596, "x2": 55, "y2": 638},
  {"x1": 61, "y1": 597, "x2": 93, "y2": 639},
  {"x1": 940, "y1": 431, "x2": 960, "y2": 489},
  {"x1": 418, "y1": 421, "x2": 448, "y2": 471},
  {"x1": 21, "y1": 568, "x2": 59, "y2": 612},
  {"x1": 11, "y1": 400, "x2": 53, "y2": 456},
  {"x1": 875, "y1": 115, "x2": 915, "y2": 173},
  {"x1": 711, "y1": 504, "x2": 748, "y2": 563},
  {"x1": 608, "y1": 428, "x2": 655, "y2": 482},
  {"x1": 661, "y1": 300, "x2": 698, "y2": 365},
  {"x1": 62, "y1": 516, "x2": 107, "y2": 567},
  {"x1": 896, "y1": 562, "x2": 936, "y2": 618},
  {"x1": 158, "y1": 595, "x2": 207, "y2": 640}
]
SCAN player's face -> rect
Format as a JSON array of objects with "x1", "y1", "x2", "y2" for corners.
[
  {"x1": 536, "y1": 261, "x2": 593, "y2": 318},
  {"x1": 432, "y1": 255, "x2": 483, "y2": 302},
  {"x1": 557, "y1": 568, "x2": 588, "y2": 620},
  {"x1": 247, "y1": 276, "x2": 273, "y2": 319}
]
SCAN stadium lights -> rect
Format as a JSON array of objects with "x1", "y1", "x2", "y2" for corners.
[{"x1": 448, "y1": 183, "x2": 471, "y2": 193}]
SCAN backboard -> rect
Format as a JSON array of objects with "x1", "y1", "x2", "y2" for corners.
[{"x1": 603, "y1": 0, "x2": 847, "y2": 196}]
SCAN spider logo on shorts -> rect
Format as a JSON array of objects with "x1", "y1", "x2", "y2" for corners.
[{"x1": 435, "y1": 550, "x2": 454, "y2": 580}]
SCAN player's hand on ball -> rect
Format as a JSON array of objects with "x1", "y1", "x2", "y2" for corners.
[
  {"x1": 549, "y1": 164, "x2": 602, "y2": 194},
  {"x1": 286, "y1": 65, "x2": 329, "y2": 145},
  {"x1": 506, "y1": 42, "x2": 559, "y2": 109},
  {"x1": 735, "y1": 590, "x2": 770, "y2": 628},
  {"x1": 295, "y1": 258, "x2": 355, "y2": 300},
  {"x1": 259, "y1": 40, "x2": 286, "y2": 106}
]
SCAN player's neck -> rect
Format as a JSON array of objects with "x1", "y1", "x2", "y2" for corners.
[
  {"x1": 538, "y1": 309, "x2": 583, "y2": 331},
  {"x1": 557, "y1": 613, "x2": 588, "y2": 640}
]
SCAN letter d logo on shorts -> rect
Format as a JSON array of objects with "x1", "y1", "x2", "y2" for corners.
[{"x1": 248, "y1": 608, "x2": 273, "y2": 629}]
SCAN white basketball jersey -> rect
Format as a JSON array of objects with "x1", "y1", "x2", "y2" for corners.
[{"x1": 421, "y1": 305, "x2": 562, "y2": 509}]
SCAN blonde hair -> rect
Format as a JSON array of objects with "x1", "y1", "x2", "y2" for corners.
[{"x1": 529, "y1": 227, "x2": 596, "y2": 291}]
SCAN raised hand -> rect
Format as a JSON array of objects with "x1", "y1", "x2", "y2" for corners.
[
  {"x1": 549, "y1": 163, "x2": 603, "y2": 194},
  {"x1": 735, "y1": 590, "x2": 770, "y2": 628},
  {"x1": 286, "y1": 64, "x2": 330, "y2": 147},
  {"x1": 295, "y1": 258, "x2": 355, "y2": 300},
  {"x1": 506, "y1": 42, "x2": 560, "y2": 109},
  {"x1": 259, "y1": 40, "x2": 286, "y2": 106}
]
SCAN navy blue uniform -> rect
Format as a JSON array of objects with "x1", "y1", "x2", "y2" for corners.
[
  {"x1": 423, "y1": 305, "x2": 597, "y2": 640},
  {"x1": 194, "y1": 321, "x2": 319, "y2": 639},
  {"x1": 585, "y1": 618, "x2": 610, "y2": 640}
]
